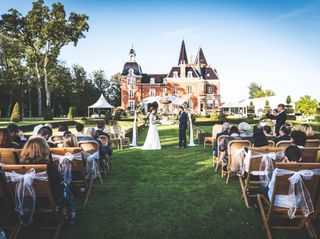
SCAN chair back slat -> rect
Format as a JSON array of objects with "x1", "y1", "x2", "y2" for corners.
[
  {"x1": 268, "y1": 140, "x2": 275, "y2": 147},
  {"x1": 301, "y1": 147, "x2": 319, "y2": 162},
  {"x1": 50, "y1": 147, "x2": 85, "y2": 173},
  {"x1": 0, "y1": 148, "x2": 19, "y2": 164},
  {"x1": 274, "y1": 163, "x2": 320, "y2": 201},
  {"x1": 275, "y1": 140, "x2": 291, "y2": 147},
  {"x1": 79, "y1": 141, "x2": 99, "y2": 154},
  {"x1": 305, "y1": 139, "x2": 320, "y2": 147},
  {"x1": 99, "y1": 135, "x2": 109, "y2": 146},
  {"x1": 212, "y1": 124, "x2": 223, "y2": 140},
  {"x1": 0, "y1": 164, "x2": 51, "y2": 198},
  {"x1": 248, "y1": 147, "x2": 285, "y2": 173}
]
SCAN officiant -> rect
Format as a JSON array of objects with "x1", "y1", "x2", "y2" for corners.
[{"x1": 178, "y1": 106, "x2": 187, "y2": 148}]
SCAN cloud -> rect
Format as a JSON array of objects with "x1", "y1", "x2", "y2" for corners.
[{"x1": 272, "y1": 3, "x2": 320, "y2": 22}]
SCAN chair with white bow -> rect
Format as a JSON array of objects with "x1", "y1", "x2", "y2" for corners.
[
  {"x1": 0, "y1": 164, "x2": 64, "y2": 239},
  {"x1": 257, "y1": 162, "x2": 320, "y2": 239}
]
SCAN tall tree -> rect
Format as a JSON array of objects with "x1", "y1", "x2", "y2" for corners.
[
  {"x1": 296, "y1": 95, "x2": 317, "y2": 116},
  {"x1": 0, "y1": 0, "x2": 89, "y2": 118},
  {"x1": 92, "y1": 70, "x2": 109, "y2": 94},
  {"x1": 248, "y1": 82, "x2": 275, "y2": 98},
  {"x1": 108, "y1": 73, "x2": 121, "y2": 107}
]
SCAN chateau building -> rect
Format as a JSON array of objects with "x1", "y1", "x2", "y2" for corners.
[{"x1": 120, "y1": 40, "x2": 221, "y2": 113}]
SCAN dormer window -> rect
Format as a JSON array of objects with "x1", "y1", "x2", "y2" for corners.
[
  {"x1": 187, "y1": 71, "x2": 193, "y2": 78},
  {"x1": 163, "y1": 78, "x2": 167, "y2": 84},
  {"x1": 128, "y1": 68, "x2": 134, "y2": 76},
  {"x1": 150, "y1": 78, "x2": 155, "y2": 84},
  {"x1": 173, "y1": 71, "x2": 178, "y2": 78},
  {"x1": 207, "y1": 85, "x2": 213, "y2": 94},
  {"x1": 128, "y1": 78, "x2": 135, "y2": 86}
]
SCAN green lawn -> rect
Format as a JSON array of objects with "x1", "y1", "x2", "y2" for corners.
[{"x1": 26, "y1": 125, "x2": 316, "y2": 238}]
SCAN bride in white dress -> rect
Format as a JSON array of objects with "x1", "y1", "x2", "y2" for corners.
[{"x1": 142, "y1": 108, "x2": 161, "y2": 150}]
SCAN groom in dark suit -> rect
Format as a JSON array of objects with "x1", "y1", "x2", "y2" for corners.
[{"x1": 178, "y1": 106, "x2": 188, "y2": 148}]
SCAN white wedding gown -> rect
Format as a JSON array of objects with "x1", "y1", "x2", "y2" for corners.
[{"x1": 142, "y1": 113, "x2": 161, "y2": 150}]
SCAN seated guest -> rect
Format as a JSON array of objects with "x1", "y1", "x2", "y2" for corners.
[
  {"x1": 238, "y1": 122, "x2": 252, "y2": 138},
  {"x1": 95, "y1": 122, "x2": 111, "y2": 140},
  {"x1": 273, "y1": 124, "x2": 291, "y2": 144},
  {"x1": 55, "y1": 123, "x2": 69, "y2": 136},
  {"x1": 32, "y1": 124, "x2": 43, "y2": 137},
  {"x1": 78, "y1": 127, "x2": 107, "y2": 159},
  {"x1": 7, "y1": 123, "x2": 26, "y2": 148},
  {"x1": 95, "y1": 121, "x2": 113, "y2": 160},
  {"x1": 44, "y1": 123, "x2": 53, "y2": 129},
  {"x1": 63, "y1": 133, "x2": 79, "y2": 147},
  {"x1": 220, "y1": 126, "x2": 242, "y2": 170},
  {"x1": 37, "y1": 126, "x2": 55, "y2": 147},
  {"x1": 213, "y1": 122, "x2": 230, "y2": 157},
  {"x1": 267, "y1": 145, "x2": 302, "y2": 208},
  {"x1": 75, "y1": 123, "x2": 85, "y2": 136},
  {"x1": 252, "y1": 125, "x2": 268, "y2": 147},
  {"x1": 299, "y1": 124, "x2": 315, "y2": 139},
  {"x1": 290, "y1": 130, "x2": 307, "y2": 147},
  {"x1": 0, "y1": 128, "x2": 18, "y2": 148},
  {"x1": 263, "y1": 125, "x2": 275, "y2": 140},
  {"x1": 20, "y1": 137, "x2": 76, "y2": 223}
]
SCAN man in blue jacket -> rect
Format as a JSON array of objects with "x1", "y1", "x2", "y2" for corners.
[{"x1": 178, "y1": 106, "x2": 188, "y2": 148}]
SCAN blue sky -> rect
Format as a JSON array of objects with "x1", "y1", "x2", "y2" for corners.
[{"x1": 1, "y1": 0, "x2": 320, "y2": 102}]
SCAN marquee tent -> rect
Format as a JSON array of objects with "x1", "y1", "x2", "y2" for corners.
[{"x1": 88, "y1": 94, "x2": 115, "y2": 117}]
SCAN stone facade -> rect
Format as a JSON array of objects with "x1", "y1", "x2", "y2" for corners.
[{"x1": 120, "y1": 41, "x2": 221, "y2": 114}]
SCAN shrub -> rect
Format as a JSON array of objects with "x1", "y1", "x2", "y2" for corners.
[
  {"x1": 113, "y1": 108, "x2": 123, "y2": 120},
  {"x1": 10, "y1": 102, "x2": 21, "y2": 123},
  {"x1": 210, "y1": 109, "x2": 219, "y2": 120},
  {"x1": 67, "y1": 106, "x2": 76, "y2": 120},
  {"x1": 247, "y1": 101, "x2": 255, "y2": 119}
]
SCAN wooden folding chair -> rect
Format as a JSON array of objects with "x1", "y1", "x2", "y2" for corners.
[
  {"x1": 257, "y1": 163, "x2": 320, "y2": 239},
  {"x1": 301, "y1": 147, "x2": 320, "y2": 163},
  {"x1": 224, "y1": 140, "x2": 251, "y2": 184},
  {"x1": 268, "y1": 140, "x2": 275, "y2": 147},
  {"x1": 0, "y1": 170, "x2": 16, "y2": 238},
  {"x1": 213, "y1": 135, "x2": 229, "y2": 171},
  {"x1": 78, "y1": 141, "x2": 104, "y2": 183},
  {"x1": 0, "y1": 148, "x2": 19, "y2": 164},
  {"x1": 239, "y1": 147, "x2": 284, "y2": 208},
  {"x1": 204, "y1": 124, "x2": 222, "y2": 149},
  {"x1": 49, "y1": 147, "x2": 92, "y2": 208},
  {"x1": 112, "y1": 126, "x2": 130, "y2": 149},
  {"x1": 275, "y1": 140, "x2": 291, "y2": 148},
  {"x1": 1, "y1": 164, "x2": 65, "y2": 239},
  {"x1": 99, "y1": 135, "x2": 109, "y2": 146},
  {"x1": 305, "y1": 139, "x2": 320, "y2": 147}
]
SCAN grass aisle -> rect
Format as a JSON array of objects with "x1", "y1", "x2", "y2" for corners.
[{"x1": 58, "y1": 125, "x2": 307, "y2": 239}]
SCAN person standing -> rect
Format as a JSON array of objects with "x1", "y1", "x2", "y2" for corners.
[
  {"x1": 178, "y1": 106, "x2": 188, "y2": 149},
  {"x1": 266, "y1": 104, "x2": 287, "y2": 136}
]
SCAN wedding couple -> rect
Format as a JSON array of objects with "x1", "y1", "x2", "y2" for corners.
[{"x1": 142, "y1": 106, "x2": 187, "y2": 150}]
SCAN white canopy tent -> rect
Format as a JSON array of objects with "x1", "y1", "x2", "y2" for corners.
[{"x1": 88, "y1": 94, "x2": 115, "y2": 117}]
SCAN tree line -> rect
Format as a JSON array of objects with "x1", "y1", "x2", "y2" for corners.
[{"x1": 0, "y1": 0, "x2": 120, "y2": 119}]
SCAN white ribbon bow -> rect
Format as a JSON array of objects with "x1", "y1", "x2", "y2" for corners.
[
  {"x1": 52, "y1": 152, "x2": 82, "y2": 185},
  {"x1": 275, "y1": 168, "x2": 320, "y2": 219},
  {"x1": 5, "y1": 169, "x2": 48, "y2": 225}
]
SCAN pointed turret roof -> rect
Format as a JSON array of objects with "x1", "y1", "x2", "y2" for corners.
[
  {"x1": 195, "y1": 47, "x2": 207, "y2": 65},
  {"x1": 178, "y1": 40, "x2": 188, "y2": 65}
]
